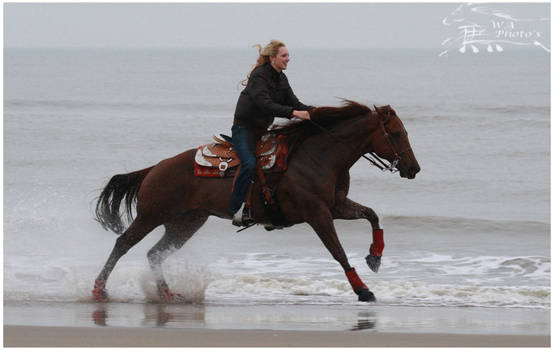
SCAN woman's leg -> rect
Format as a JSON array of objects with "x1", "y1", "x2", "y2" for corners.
[{"x1": 229, "y1": 125, "x2": 257, "y2": 215}]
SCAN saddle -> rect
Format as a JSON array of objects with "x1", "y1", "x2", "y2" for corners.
[{"x1": 194, "y1": 133, "x2": 289, "y2": 178}]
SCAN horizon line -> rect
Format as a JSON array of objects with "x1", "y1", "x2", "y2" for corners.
[{"x1": 4, "y1": 46, "x2": 544, "y2": 51}]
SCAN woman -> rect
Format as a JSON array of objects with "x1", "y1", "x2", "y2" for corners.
[{"x1": 230, "y1": 40, "x2": 313, "y2": 226}]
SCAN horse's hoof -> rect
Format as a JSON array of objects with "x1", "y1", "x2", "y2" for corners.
[
  {"x1": 159, "y1": 287, "x2": 186, "y2": 304},
  {"x1": 365, "y1": 254, "x2": 381, "y2": 273},
  {"x1": 357, "y1": 289, "x2": 376, "y2": 302},
  {"x1": 92, "y1": 280, "x2": 109, "y2": 302}
]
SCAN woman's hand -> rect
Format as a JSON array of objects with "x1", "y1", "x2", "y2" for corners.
[{"x1": 292, "y1": 110, "x2": 311, "y2": 120}]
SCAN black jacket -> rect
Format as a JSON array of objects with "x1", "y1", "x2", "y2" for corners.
[{"x1": 233, "y1": 63, "x2": 313, "y2": 134}]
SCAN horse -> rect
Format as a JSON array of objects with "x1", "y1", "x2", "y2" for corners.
[{"x1": 92, "y1": 100, "x2": 420, "y2": 303}]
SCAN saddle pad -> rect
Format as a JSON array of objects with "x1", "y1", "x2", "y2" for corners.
[{"x1": 194, "y1": 134, "x2": 288, "y2": 177}]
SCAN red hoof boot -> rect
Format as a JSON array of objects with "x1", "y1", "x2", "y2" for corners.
[
  {"x1": 370, "y1": 229, "x2": 385, "y2": 257},
  {"x1": 92, "y1": 280, "x2": 109, "y2": 302},
  {"x1": 346, "y1": 268, "x2": 376, "y2": 302},
  {"x1": 367, "y1": 229, "x2": 384, "y2": 273},
  {"x1": 158, "y1": 285, "x2": 186, "y2": 304}
]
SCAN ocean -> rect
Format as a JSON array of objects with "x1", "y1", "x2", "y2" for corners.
[{"x1": 3, "y1": 48, "x2": 550, "y2": 332}]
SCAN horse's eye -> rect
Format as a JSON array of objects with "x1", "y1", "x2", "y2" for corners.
[{"x1": 391, "y1": 131, "x2": 402, "y2": 139}]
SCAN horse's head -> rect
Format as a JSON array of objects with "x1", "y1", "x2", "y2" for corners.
[{"x1": 368, "y1": 105, "x2": 420, "y2": 179}]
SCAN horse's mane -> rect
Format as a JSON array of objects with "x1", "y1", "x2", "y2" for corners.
[{"x1": 269, "y1": 99, "x2": 372, "y2": 152}]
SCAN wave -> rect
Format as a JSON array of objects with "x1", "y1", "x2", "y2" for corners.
[
  {"x1": 404, "y1": 253, "x2": 550, "y2": 283},
  {"x1": 3, "y1": 262, "x2": 212, "y2": 304},
  {"x1": 4, "y1": 98, "x2": 231, "y2": 113},
  {"x1": 205, "y1": 275, "x2": 550, "y2": 309},
  {"x1": 4, "y1": 250, "x2": 549, "y2": 309},
  {"x1": 6, "y1": 99, "x2": 549, "y2": 127},
  {"x1": 6, "y1": 269, "x2": 548, "y2": 310},
  {"x1": 374, "y1": 281, "x2": 550, "y2": 309},
  {"x1": 376, "y1": 214, "x2": 550, "y2": 233},
  {"x1": 414, "y1": 103, "x2": 550, "y2": 116},
  {"x1": 207, "y1": 251, "x2": 550, "y2": 309},
  {"x1": 472, "y1": 104, "x2": 550, "y2": 115}
]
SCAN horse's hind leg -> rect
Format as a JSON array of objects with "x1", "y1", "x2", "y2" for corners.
[
  {"x1": 333, "y1": 198, "x2": 384, "y2": 273},
  {"x1": 307, "y1": 207, "x2": 376, "y2": 302},
  {"x1": 93, "y1": 216, "x2": 158, "y2": 302},
  {"x1": 147, "y1": 211, "x2": 208, "y2": 303}
]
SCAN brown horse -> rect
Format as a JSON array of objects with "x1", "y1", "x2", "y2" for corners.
[{"x1": 93, "y1": 101, "x2": 420, "y2": 303}]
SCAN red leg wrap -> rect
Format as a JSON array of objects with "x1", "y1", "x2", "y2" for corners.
[
  {"x1": 345, "y1": 267, "x2": 368, "y2": 292},
  {"x1": 158, "y1": 284, "x2": 185, "y2": 303},
  {"x1": 159, "y1": 285, "x2": 172, "y2": 301},
  {"x1": 93, "y1": 280, "x2": 105, "y2": 292},
  {"x1": 92, "y1": 280, "x2": 108, "y2": 302},
  {"x1": 370, "y1": 229, "x2": 384, "y2": 257}
]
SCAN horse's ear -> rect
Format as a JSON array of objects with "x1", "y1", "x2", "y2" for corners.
[{"x1": 373, "y1": 104, "x2": 379, "y2": 112}]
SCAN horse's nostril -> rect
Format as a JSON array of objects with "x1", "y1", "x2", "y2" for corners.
[{"x1": 406, "y1": 167, "x2": 419, "y2": 179}]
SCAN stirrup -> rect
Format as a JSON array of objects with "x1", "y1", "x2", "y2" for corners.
[{"x1": 232, "y1": 203, "x2": 255, "y2": 227}]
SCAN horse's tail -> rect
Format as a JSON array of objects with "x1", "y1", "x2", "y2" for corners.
[{"x1": 95, "y1": 166, "x2": 154, "y2": 235}]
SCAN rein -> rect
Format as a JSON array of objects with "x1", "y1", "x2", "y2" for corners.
[{"x1": 308, "y1": 112, "x2": 405, "y2": 173}]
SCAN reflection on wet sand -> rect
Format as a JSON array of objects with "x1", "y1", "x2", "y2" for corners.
[
  {"x1": 4, "y1": 301, "x2": 549, "y2": 334},
  {"x1": 92, "y1": 305, "x2": 107, "y2": 326},
  {"x1": 91, "y1": 303, "x2": 374, "y2": 331},
  {"x1": 142, "y1": 304, "x2": 174, "y2": 326},
  {"x1": 92, "y1": 303, "x2": 207, "y2": 328},
  {"x1": 350, "y1": 311, "x2": 377, "y2": 331}
]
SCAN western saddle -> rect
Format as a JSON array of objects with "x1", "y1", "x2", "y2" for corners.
[
  {"x1": 194, "y1": 133, "x2": 291, "y2": 230},
  {"x1": 194, "y1": 133, "x2": 288, "y2": 178}
]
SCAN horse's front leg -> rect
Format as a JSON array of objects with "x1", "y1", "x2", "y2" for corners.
[
  {"x1": 307, "y1": 207, "x2": 376, "y2": 302},
  {"x1": 333, "y1": 198, "x2": 384, "y2": 273}
]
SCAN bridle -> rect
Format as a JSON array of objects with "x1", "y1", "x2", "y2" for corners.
[
  {"x1": 363, "y1": 109, "x2": 413, "y2": 173},
  {"x1": 309, "y1": 107, "x2": 411, "y2": 173}
]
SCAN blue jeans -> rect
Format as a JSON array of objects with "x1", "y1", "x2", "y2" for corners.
[{"x1": 229, "y1": 125, "x2": 257, "y2": 214}]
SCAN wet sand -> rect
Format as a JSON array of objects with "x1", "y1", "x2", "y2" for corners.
[
  {"x1": 4, "y1": 325, "x2": 550, "y2": 347},
  {"x1": 4, "y1": 301, "x2": 550, "y2": 347}
]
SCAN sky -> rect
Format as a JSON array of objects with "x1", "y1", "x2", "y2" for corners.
[{"x1": 3, "y1": 2, "x2": 551, "y2": 49}]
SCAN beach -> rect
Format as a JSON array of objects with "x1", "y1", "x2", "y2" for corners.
[
  {"x1": 5, "y1": 326, "x2": 550, "y2": 347},
  {"x1": 4, "y1": 301, "x2": 550, "y2": 346},
  {"x1": 4, "y1": 45, "x2": 550, "y2": 347}
]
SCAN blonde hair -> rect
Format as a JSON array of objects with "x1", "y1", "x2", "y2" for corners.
[{"x1": 241, "y1": 39, "x2": 286, "y2": 86}]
